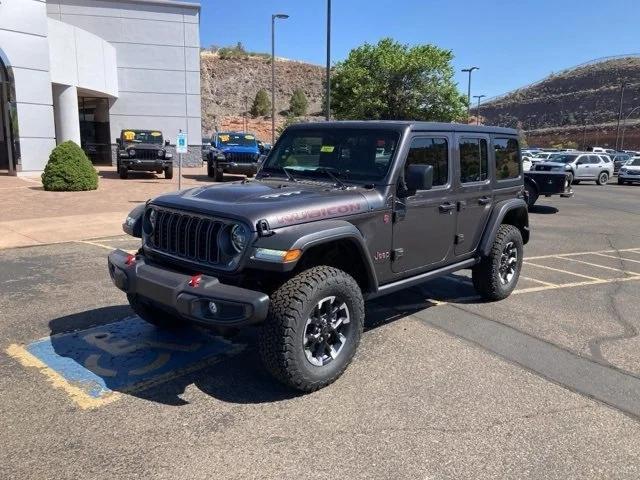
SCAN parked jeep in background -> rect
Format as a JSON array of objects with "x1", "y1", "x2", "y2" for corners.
[
  {"x1": 116, "y1": 129, "x2": 173, "y2": 180},
  {"x1": 207, "y1": 132, "x2": 263, "y2": 181},
  {"x1": 109, "y1": 121, "x2": 530, "y2": 392}
]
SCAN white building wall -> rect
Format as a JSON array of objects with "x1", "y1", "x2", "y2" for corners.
[
  {"x1": 47, "y1": 0, "x2": 202, "y2": 146},
  {"x1": 0, "y1": 0, "x2": 56, "y2": 172}
]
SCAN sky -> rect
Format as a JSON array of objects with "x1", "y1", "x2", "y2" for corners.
[{"x1": 199, "y1": 0, "x2": 640, "y2": 100}]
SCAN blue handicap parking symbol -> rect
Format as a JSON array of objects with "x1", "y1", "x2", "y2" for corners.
[{"x1": 25, "y1": 316, "x2": 240, "y2": 402}]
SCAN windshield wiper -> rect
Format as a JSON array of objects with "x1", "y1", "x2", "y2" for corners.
[{"x1": 315, "y1": 167, "x2": 347, "y2": 188}]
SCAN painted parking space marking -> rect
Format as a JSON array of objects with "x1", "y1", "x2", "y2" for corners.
[
  {"x1": 520, "y1": 275, "x2": 558, "y2": 287},
  {"x1": 557, "y1": 256, "x2": 640, "y2": 276},
  {"x1": 6, "y1": 316, "x2": 243, "y2": 409},
  {"x1": 594, "y1": 253, "x2": 640, "y2": 265},
  {"x1": 522, "y1": 261, "x2": 603, "y2": 281}
]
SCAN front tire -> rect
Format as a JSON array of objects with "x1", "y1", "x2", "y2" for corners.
[
  {"x1": 119, "y1": 166, "x2": 128, "y2": 179},
  {"x1": 164, "y1": 165, "x2": 173, "y2": 179},
  {"x1": 524, "y1": 183, "x2": 538, "y2": 209},
  {"x1": 597, "y1": 172, "x2": 609, "y2": 185},
  {"x1": 259, "y1": 266, "x2": 364, "y2": 392},
  {"x1": 472, "y1": 224, "x2": 523, "y2": 301},
  {"x1": 618, "y1": 177, "x2": 624, "y2": 185},
  {"x1": 127, "y1": 293, "x2": 182, "y2": 329}
]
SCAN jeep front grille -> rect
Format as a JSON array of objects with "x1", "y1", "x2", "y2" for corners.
[
  {"x1": 136, "y1": 149, "x2": 159, "y2": 160},
  {"x1": 224, "y1": 152, "x2": 256, "y2": 163},
  {"x1": 147, "y1": 209, "x2": 224, "y2": 265}
]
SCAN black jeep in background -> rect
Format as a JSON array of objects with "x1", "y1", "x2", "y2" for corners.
[
  {"x1": 116, "y1": 129, "x2": 173, "y2": 180},
  {"x1": 109, "y1": 121, "x2": 530, "y2": 392}
]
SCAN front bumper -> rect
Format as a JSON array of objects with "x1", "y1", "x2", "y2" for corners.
[
  {"x1": 108, "y1": 249, "x2": 269, "y2": 328},
  {"x1": 619, "y1": 174, "x2": 640, "y2": 182},
  {"x1": 121, "y1": 159, "x2": 172, "y2": 170},
  {"x1": 219, "y1": 161, "x2": 259, "y2": 175}
]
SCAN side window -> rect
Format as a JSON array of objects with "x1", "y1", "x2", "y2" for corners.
[
  {"x1": 405, "y1": 137, "x2": 449, "y2": 187},
  {"x1": 459, "y1": 138, "x2": 488, "y2": 183},
  {"x1": 589, "y1": 155, "x2": 600, "y2": 164},
  {"x1": 494, "y1": 138, "x2": 521, "y2": 180}
]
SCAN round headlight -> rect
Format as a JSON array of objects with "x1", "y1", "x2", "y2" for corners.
[
  {"x1": 158, "y1": 150, "x2": 165, "y2": 158},
  {"x1": 229, "y1": 223, "x2": 249, "y2": 253},
  {"x1": 129, "y1": 149, "x2": 136, "y2": 157}
]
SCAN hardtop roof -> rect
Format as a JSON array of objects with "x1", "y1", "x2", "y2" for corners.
[{"x1": 287, "y1": 120, "x2": 518, "y2": 135}]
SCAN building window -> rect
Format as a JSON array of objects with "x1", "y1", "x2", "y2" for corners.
[
  {"x1": 405, "y1": 137, "x2": 449, "y2": 187},
  {"x1": 494, "y1": 138, "x2": 521, "y2": 180},
  {"x1": 459, "y1": 138, "x2": 488, "y2": 183}
]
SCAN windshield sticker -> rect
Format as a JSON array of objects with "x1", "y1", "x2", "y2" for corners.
[
  {"x1": 320, "y1": 146, "x2": 335, "y2": 153},
  {"x1": 219, "y1": 135, "x2": 230, "y2": 142},
  {"x1": 150, "y1": 132, "x2": 162, "y2": 137},
  {"x1": 123, "y1": 131, "x2": 136, "y2": 141}
]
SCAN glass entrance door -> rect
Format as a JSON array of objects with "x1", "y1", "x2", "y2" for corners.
[{"x1": 79, "y1": 97, "x2": 111, "y2": 165}]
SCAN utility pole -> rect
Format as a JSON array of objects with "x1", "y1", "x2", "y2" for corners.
[
  {"x1": 462, "y1": 67, "x2": 479, "y2": 122},
  {"x1": 621, "y1": 105, "x2": 640, "y2": 151},
  {"x1": 474, "y1": 95, "x2": 486, "y2": 125},
  {"x1": 271, "y1": 13, "x2": 289, "y2": 144},
  {"x1": 243, "y1": 95, "x2": 248, "y2": 133},
  {"x1": 615, "y1": 81, "x2": 626, "y2": 150},
  {"x1": 325, "y1": 0, "x2": 332, "y2": 121}
]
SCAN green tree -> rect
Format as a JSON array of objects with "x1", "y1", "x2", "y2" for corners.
[
  {"x1": 289, "y1": 89, "x2": 308, "y2": 116},
  {"x1": 250, "y1": 89, "x2": 271, "y2": 117},
  {"x1": 331, "y1": 38, "x2": 466, "y2": 121},
  {"x1": 41, "y1": 141, "x2": 98, "y2": 191}
]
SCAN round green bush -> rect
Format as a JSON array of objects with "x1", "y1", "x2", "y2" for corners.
[{"x1": 42, "y1": 141, "x2": 99, "y2": 191}]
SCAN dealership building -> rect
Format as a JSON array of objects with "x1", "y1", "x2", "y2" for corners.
[{"x1": 0, "y1": 0, "x2": 201, "y2": 175}]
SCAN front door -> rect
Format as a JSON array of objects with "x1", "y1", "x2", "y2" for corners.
[
  {"x1": 575, "y1": 154, "x2": 592, "y2": 179},
  {"x1": 392, "y1": 135, "x2": 456, "y2": 273},
  {"x1": 454, "y1": 135, "x2": 493, "y2": 256}
]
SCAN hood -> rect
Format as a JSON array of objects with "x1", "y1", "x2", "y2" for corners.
[
  {"x1": 622, "y1": 164, "x2": 640, "y2": 170},
  {"x1": 534, "y1": 161, "x2": 568, "y2": 168},
  {"x1": 149, "y1": 179, "x2": 380, "y2": 230},
  {"x1": 219, "y1": 145, "x2": 258, "y2": 154}
]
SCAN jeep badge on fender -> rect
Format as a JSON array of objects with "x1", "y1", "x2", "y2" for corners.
[{"x1": 107, "y1": 121, "x2": 529, "y2": 392}]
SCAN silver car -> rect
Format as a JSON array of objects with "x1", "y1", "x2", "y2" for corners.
[
  {"x1": 532, "y1": 152, "x2": 614, "y2": 185},
  {"x1": 618, "y1": 157, "x2": 640, "y2": 185}
]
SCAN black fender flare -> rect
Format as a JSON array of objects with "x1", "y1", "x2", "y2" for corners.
[
  {"x1": 478, "y1": 199, "x2": 529, "y2": 257},
  {"x1": 251, "y1": 219, "x2": 378, "y2": 291}
]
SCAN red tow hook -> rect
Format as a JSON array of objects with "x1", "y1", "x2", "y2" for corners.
[
  {"x1": 125, "y1": 253, "x2": 137, "y2": 266},
  {"x1": 188, "y1": 273, "x2": 203, "y2": 288}
]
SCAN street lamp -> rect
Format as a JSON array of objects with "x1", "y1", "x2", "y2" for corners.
[
  {"x1": 474, "y1": 95, "x2": 486, "y2": 125},
  {"x1": 620, "y1": 105, "x2": 640, "y2": 151},
  {"x1": 325, "y1": 0, "x2": 332, "y2": 121},
  {"x1": 615, "y1": 81, "x2": 626, "y2": 150},
  {"x1": 271, "y1": 13, "x2": 289, "y2": 144},
  {"x1": 462, "y1": 67, "x2": 479, "y2": 121}
]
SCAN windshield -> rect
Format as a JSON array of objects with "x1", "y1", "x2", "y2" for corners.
[
  {"x1": 548, "y1": 154, "x2": 577, "y2": 164},
  {"x1": 628, "y1": 158, "x2": 640, "y2": 166},
  {"x1": 261, "y1": 128, "x2": 400, "y2": 183},
  {"x1": 121, "y1": 130, "x2": 163, "y2": 144},
  {"x1": 217, "y1": 133, "x2": 257, "y2": 147},
  {"x1": 534, "y1": 152, "x2": 551, "y2": 158}
]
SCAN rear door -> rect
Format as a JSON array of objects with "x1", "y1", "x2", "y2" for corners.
[{"x1": 454, "y1": 134, "x2": 493, "y2": 256}]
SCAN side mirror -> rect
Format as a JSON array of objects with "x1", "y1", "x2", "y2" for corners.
[
  {"x1": 164, "y1": 140, "x2": 170, "y2": 147},
  {"x1": 116, "y1": 138, "x2": 122, "y2": 147},
  {"x1": 405, "y1": 164, "x2": 433, "y2": 192}
]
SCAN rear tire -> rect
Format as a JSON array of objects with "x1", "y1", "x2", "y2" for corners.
[
  {"x1": 164, "y1": 165, "x2": 173, "y2": 179},
  {"x1": 524, "y1": 183, "x2": 538, "y2": 209},
  {"x1": 258, "y1": 266, "x2": 364, "y2": 392},
  {"x1": 597, "y1": 172, "x2": 609, "y2": 185},
  {"x1": 472, "y1": 224, "x2": 523, "y2": 301},
  {"x1": 127, "y1": 293, "x2": 182, "y2": 329},
  {"x1": 119, "y1": 166, "x2": 128, "y2": 179}
]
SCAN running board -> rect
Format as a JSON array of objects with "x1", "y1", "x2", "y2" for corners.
[{"x1": 368, "y1": 258, "x2": 479, "y2": 300}]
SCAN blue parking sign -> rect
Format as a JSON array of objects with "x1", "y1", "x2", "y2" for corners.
[{"x1": 176, "y1": 132, "x2": 188, "y2": 153}]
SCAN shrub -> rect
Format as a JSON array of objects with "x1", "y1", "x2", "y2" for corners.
[
  {"x1": 250, "y1": 89, "x2": 272, "y2": 117},
  {"x1": 41, "y1": 141, "x2": 98, "y2": 191},
  {"x1": 289, "y1": 89, "x2": 308, "y2": 116}
]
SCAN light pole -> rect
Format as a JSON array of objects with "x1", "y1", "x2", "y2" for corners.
[
  {"x1": 271, "y1": 13, "x2": 289, "y2": 144},
  {"x1": 243, "y1": 95, "x2": 248, "y2": 133},
  {"x1": 474, "y1": 95, "x2": 486, "y2": 125},
  {"x1": 462, "y1": 67, "x2": 479, "y2": 121},
  {"x1": 325, "y1": 0, "x2": 331, "y2": 121},
  {"x1": 620, "y1": 105, "x2": 640, "y2": 151},
  {"x1": 615, "y1": 81, "x2": 626, "y2": 150}
]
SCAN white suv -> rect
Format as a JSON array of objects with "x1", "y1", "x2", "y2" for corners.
[{"x1": 532, "y1": 152, "x2": 614, "y2": 185}]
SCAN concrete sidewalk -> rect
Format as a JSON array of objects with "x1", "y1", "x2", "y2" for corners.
[{"x1": 0, "y1": 165, "x2": 216, "y2": 249}]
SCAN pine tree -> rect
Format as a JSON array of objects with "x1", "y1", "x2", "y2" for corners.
[
  {"x1": 289, "y1": 89, "x2": 308, "y2": 116},
  {"x1": 250, "y1": 89, "x2": 271, "y2": 117}
]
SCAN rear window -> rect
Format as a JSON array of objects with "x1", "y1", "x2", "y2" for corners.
[{"x1": 494, "y1": 138, "x2": 521, "y2": 180}]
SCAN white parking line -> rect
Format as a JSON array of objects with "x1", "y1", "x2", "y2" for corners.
[
  {"x1": 526, "y1": 247, "x2": 640, "y2": 261},
  {"x1": 557, "y1": 256, "x2": 640, "y2": 276},
  {"x1": 520, "y1": 276, "x2": 558, "y2": 287},
  {"x1": 523, "y1": 262, "x2": 603, "y2": 281}
]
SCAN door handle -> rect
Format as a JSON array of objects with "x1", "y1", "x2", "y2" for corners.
[
  {"x1": 439, "y1": 202, "x2": 456, "y2": 213},
  {"x1": 478, "y1": 196, "x2": 492, "y2": 205}
]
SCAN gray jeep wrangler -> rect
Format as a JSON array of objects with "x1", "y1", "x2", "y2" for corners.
[
  {"x1": 108, "y1": 121, "x2": 529, "y2": 392},
  {"x1": 116, "y1": 129, "x2": 173, "y2": 179}
]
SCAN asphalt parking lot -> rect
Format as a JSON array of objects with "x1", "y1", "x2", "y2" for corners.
[{"x1": 2, "y1": 182, "x2": 640, "y2": 479}]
